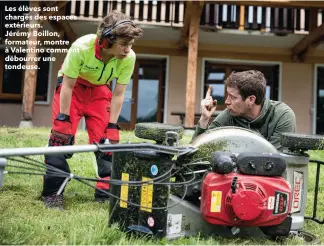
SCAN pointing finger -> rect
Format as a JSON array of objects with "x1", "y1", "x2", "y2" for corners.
[{"x1": 205, "y1": 85, "x2": 212, "y2": 98}]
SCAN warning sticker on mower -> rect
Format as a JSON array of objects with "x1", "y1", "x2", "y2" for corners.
[
  {"x1": 147, "y1": 216, "x2": 155, "y2": 227},
  {"x1": 210, "y1": 191, "x2": 222, "y2": 213},
  {"x1": 120, "y1": 173, "x2": 129, "y2": 208},
  {"x1": 167, "y1": 214, "x2": 182, "y2": 235},
  {"x1": 291, "y1": 171, "x2": 303, "y2": 213},
  {"x1": 273, "y1": 191, "x2": 289, "y2": 215},
  {"x1": 140, "y1": 177, "x2": 153, "y2": 213}
]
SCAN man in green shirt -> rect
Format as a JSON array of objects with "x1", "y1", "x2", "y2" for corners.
[
  {"x1": 193, "y1": 70, "x2": 296, "y2": 150},
  {"x1": 42, "y1": 10, "x2": 143, "y2": 209}
]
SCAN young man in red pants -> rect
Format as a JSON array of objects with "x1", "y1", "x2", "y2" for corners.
[{"x1": 42, "y1": 10, "x2": 143, "y2": 209}]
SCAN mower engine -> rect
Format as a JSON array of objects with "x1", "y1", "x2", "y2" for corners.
[
  {"x1": 200, "y1": 151, "x2": 292, "y2": 234},
  {"x1": 201, "y1": 171, "x2": 291, "y2": 227}
]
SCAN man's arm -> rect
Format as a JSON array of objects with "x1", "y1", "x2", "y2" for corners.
[
  {"x1": 109, "y1": 83, "x2": 127, "y2": 123},
  {"x1": 60, "y1": 76, "x2": 77, "y2": 115},
  {"x1": 191, "y1": 110, "x2": 231, "y2": 140},
  {"x1": 191, "y1": 119, "x2": 221, "y2": 140},
  {"x1": 268, "y1": 110, "x2": 296, "y2": 150},
  {"x1": 109, "y1": 52, "x2": 135, "y2": 123}
]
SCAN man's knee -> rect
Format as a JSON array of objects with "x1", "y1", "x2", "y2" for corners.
[{"x1": 45, "y1": 154, "x2": 71, "y2": 173}]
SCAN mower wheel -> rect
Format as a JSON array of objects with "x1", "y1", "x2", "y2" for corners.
[
  {"x1": 134, "y1": 122, "x2": 184, "y2": 143},
  {"x1": 272, "y1": 231, "x2": 319, "y2": 244},
  {"x1": 281, "y1": 132, "x2": 324, "y2": 151},
  {"x1": 289, "y1": 231, "x2": 320, "y2": 244}
]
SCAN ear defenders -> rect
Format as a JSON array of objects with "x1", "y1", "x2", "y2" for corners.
[{"x1": 99, "y1": 20, "x2": 134, "y2": 49}]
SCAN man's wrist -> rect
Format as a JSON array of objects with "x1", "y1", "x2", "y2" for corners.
[
  {"x1": 56, "y1": 113, "x2": 71, "y2": 122},
  {"x1": 107, "y1": 122, "x2": 121, "y2": 130},
  {"x1": 198, "y1": 118, "x2": 209, "y2": 129}
]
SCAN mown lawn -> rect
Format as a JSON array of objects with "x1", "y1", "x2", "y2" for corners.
[{"x1": 0, "y1": 127, "x2": 323, "y2": 245}]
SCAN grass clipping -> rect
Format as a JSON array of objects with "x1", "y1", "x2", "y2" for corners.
[
  {"x1": 134, "y1": 122, "x2": 184, "y2": 143},
  {"x1": 177, "y1": 140, "x2": 229, "y2": 165},
  {"x1": 280, "y1": 132, "x2": 324, "y2": 151}
]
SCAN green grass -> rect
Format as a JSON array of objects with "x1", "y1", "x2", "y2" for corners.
[{"x1": 0, "y1": 126, "x2": 323, "y2": 245}]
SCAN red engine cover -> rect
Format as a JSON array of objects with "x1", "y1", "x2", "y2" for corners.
[{"x1": 200, "y1": 172, "x2": 291, "y2": 227}]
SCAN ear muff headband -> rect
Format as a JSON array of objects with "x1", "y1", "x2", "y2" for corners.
[{"x1": 99, "y1": 20, "x2": 134, "y2": 48}]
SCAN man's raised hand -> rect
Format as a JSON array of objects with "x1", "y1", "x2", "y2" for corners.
[{"x1": 199, "y1": 85, "x2": 217, "y2": 128}]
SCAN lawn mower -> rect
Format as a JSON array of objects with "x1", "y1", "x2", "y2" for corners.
[{"x1": 0, "y1": 123, "x2": 323, "y2": 243}]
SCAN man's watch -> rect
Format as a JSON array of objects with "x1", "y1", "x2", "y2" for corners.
[{"x1": 56, "y1": 113, "x2": 71, "y2": 122}]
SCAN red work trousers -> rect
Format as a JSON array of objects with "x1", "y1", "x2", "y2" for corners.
[{"x1": 42, "y1": 77, "x2": 112, "y2": 197}]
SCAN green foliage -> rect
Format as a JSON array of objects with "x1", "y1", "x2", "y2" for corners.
[{"x1": 0, "y1": 127, "x2": 323, "y2": 245}]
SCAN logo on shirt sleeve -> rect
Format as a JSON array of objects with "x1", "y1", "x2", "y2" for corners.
[{"x1": 83, "y1": 65, "x2": 99, "y2": 71}]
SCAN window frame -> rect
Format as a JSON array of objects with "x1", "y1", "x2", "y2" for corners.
[
  {"x1": 35, "y1": 52, "x2": 52, "y2": 105},
  {"x1": 0, "y1": 53, "x2": 52, "y2": 105},
  {"x1": 202, "y1": 58, "x2": 281, "y2": 112}
]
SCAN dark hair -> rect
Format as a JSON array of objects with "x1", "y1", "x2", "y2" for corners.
[
  {"x1": 224, "y1": 70, "x2": 266, "y2": 105},
  {"x1": 97, "y1": 10, "x2": 143, "y2": 43}
]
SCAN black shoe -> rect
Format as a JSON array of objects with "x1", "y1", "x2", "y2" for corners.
[
  {"x1": 94, "y1": 189, "x2": 110, "y2": 203},
  {"x1": 43, "y1": 194, "x2": 64, "y2": 210},
  {"x1": 95, "y1": 196, "x2": 110, "y2": 203}
]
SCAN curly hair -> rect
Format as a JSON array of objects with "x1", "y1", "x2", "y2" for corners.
[
  {"x1": 225, "y1": 70, "x2": 267, "y2": 105},
  {"x1": 97, "y1": 10, "x2": 143, "y2": 43}
]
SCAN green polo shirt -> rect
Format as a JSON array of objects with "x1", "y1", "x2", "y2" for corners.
[{"x1": 58, "y1": 34, "x2": 135, "y2": 85}]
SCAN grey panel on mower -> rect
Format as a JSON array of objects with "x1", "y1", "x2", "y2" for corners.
[
  {"x1": 279, "y1": 153, "x2": 309, "y2": 231},
  {"x1": 190, "y1": 126, "x2": 278, "y2": 154},
  {"x1": 281, "y1": 132, "x2": 324, "y2": 151},
  {"x1": 166, "y1": 195, "x2": 232, "y2": 239},
  {"x1": 135, "y1": 122, "x2": 184, "y2": 143}
]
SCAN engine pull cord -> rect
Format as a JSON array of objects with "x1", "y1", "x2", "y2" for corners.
[{"x1": 231, "y1": 176, "x2": 238, "y2": 194}]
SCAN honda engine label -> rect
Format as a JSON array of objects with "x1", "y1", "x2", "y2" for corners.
[
  {"x1": 210, "y1": 191, "x2": 222, "y2": 213},
  {"x1": 268, "y1": 196, "x2": 275, "y2": 210},
  {"x1": 273, "y1": 191, "x2": 289, "y2": 215},
  {"x1": 291, "y1": 171, "x2": 303, "y2": 213}
]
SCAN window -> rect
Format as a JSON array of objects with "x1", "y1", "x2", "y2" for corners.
[
  {"x1": 0, "y1": 1, "x2": 50, "y2": 103},
  {"x1": 0, "y1": 52, "x2": 51, "y2": 103},
  {"x1": 316, "y1": 66, "x2": 324, "y2": 135},
  {"x1": 204, "y1": 61, "x2": 279, "y2": 110}
]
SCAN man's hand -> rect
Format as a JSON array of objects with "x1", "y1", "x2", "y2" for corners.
[
  {"x1": 105, "y1": 123, "x2": 120, "y2": 144},
  {"x1": 199, "y1": 85, "x2": 217, "y2": 128}
]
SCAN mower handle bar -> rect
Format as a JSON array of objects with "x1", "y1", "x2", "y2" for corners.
[{"x1": 0, "y1": 143, "x2": 195, "y2": 158}]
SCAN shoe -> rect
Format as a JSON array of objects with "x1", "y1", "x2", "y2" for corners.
[
  {"x1": 43, "y1": 194, "x2": 64, "y2": 210},
  {"x1": 95, "y1": 196, "x2": 110, "y2": 203},
  {"x1": 94, "y1": 189, "x2": 110, "y2": 203}
]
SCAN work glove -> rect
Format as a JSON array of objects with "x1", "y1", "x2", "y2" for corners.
[
  {"x1": 96, "y1": 123, "x2": 120, "y2": 160},
  {"x1": 49, "y1": 113, "x2": 74, "y2": 147},
  {"x1": 104, "y1": 122, "x2": 120, "y2": 145},
  {"x1": 94, "y1": 123, "x2": 121, "y2": 197}
]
